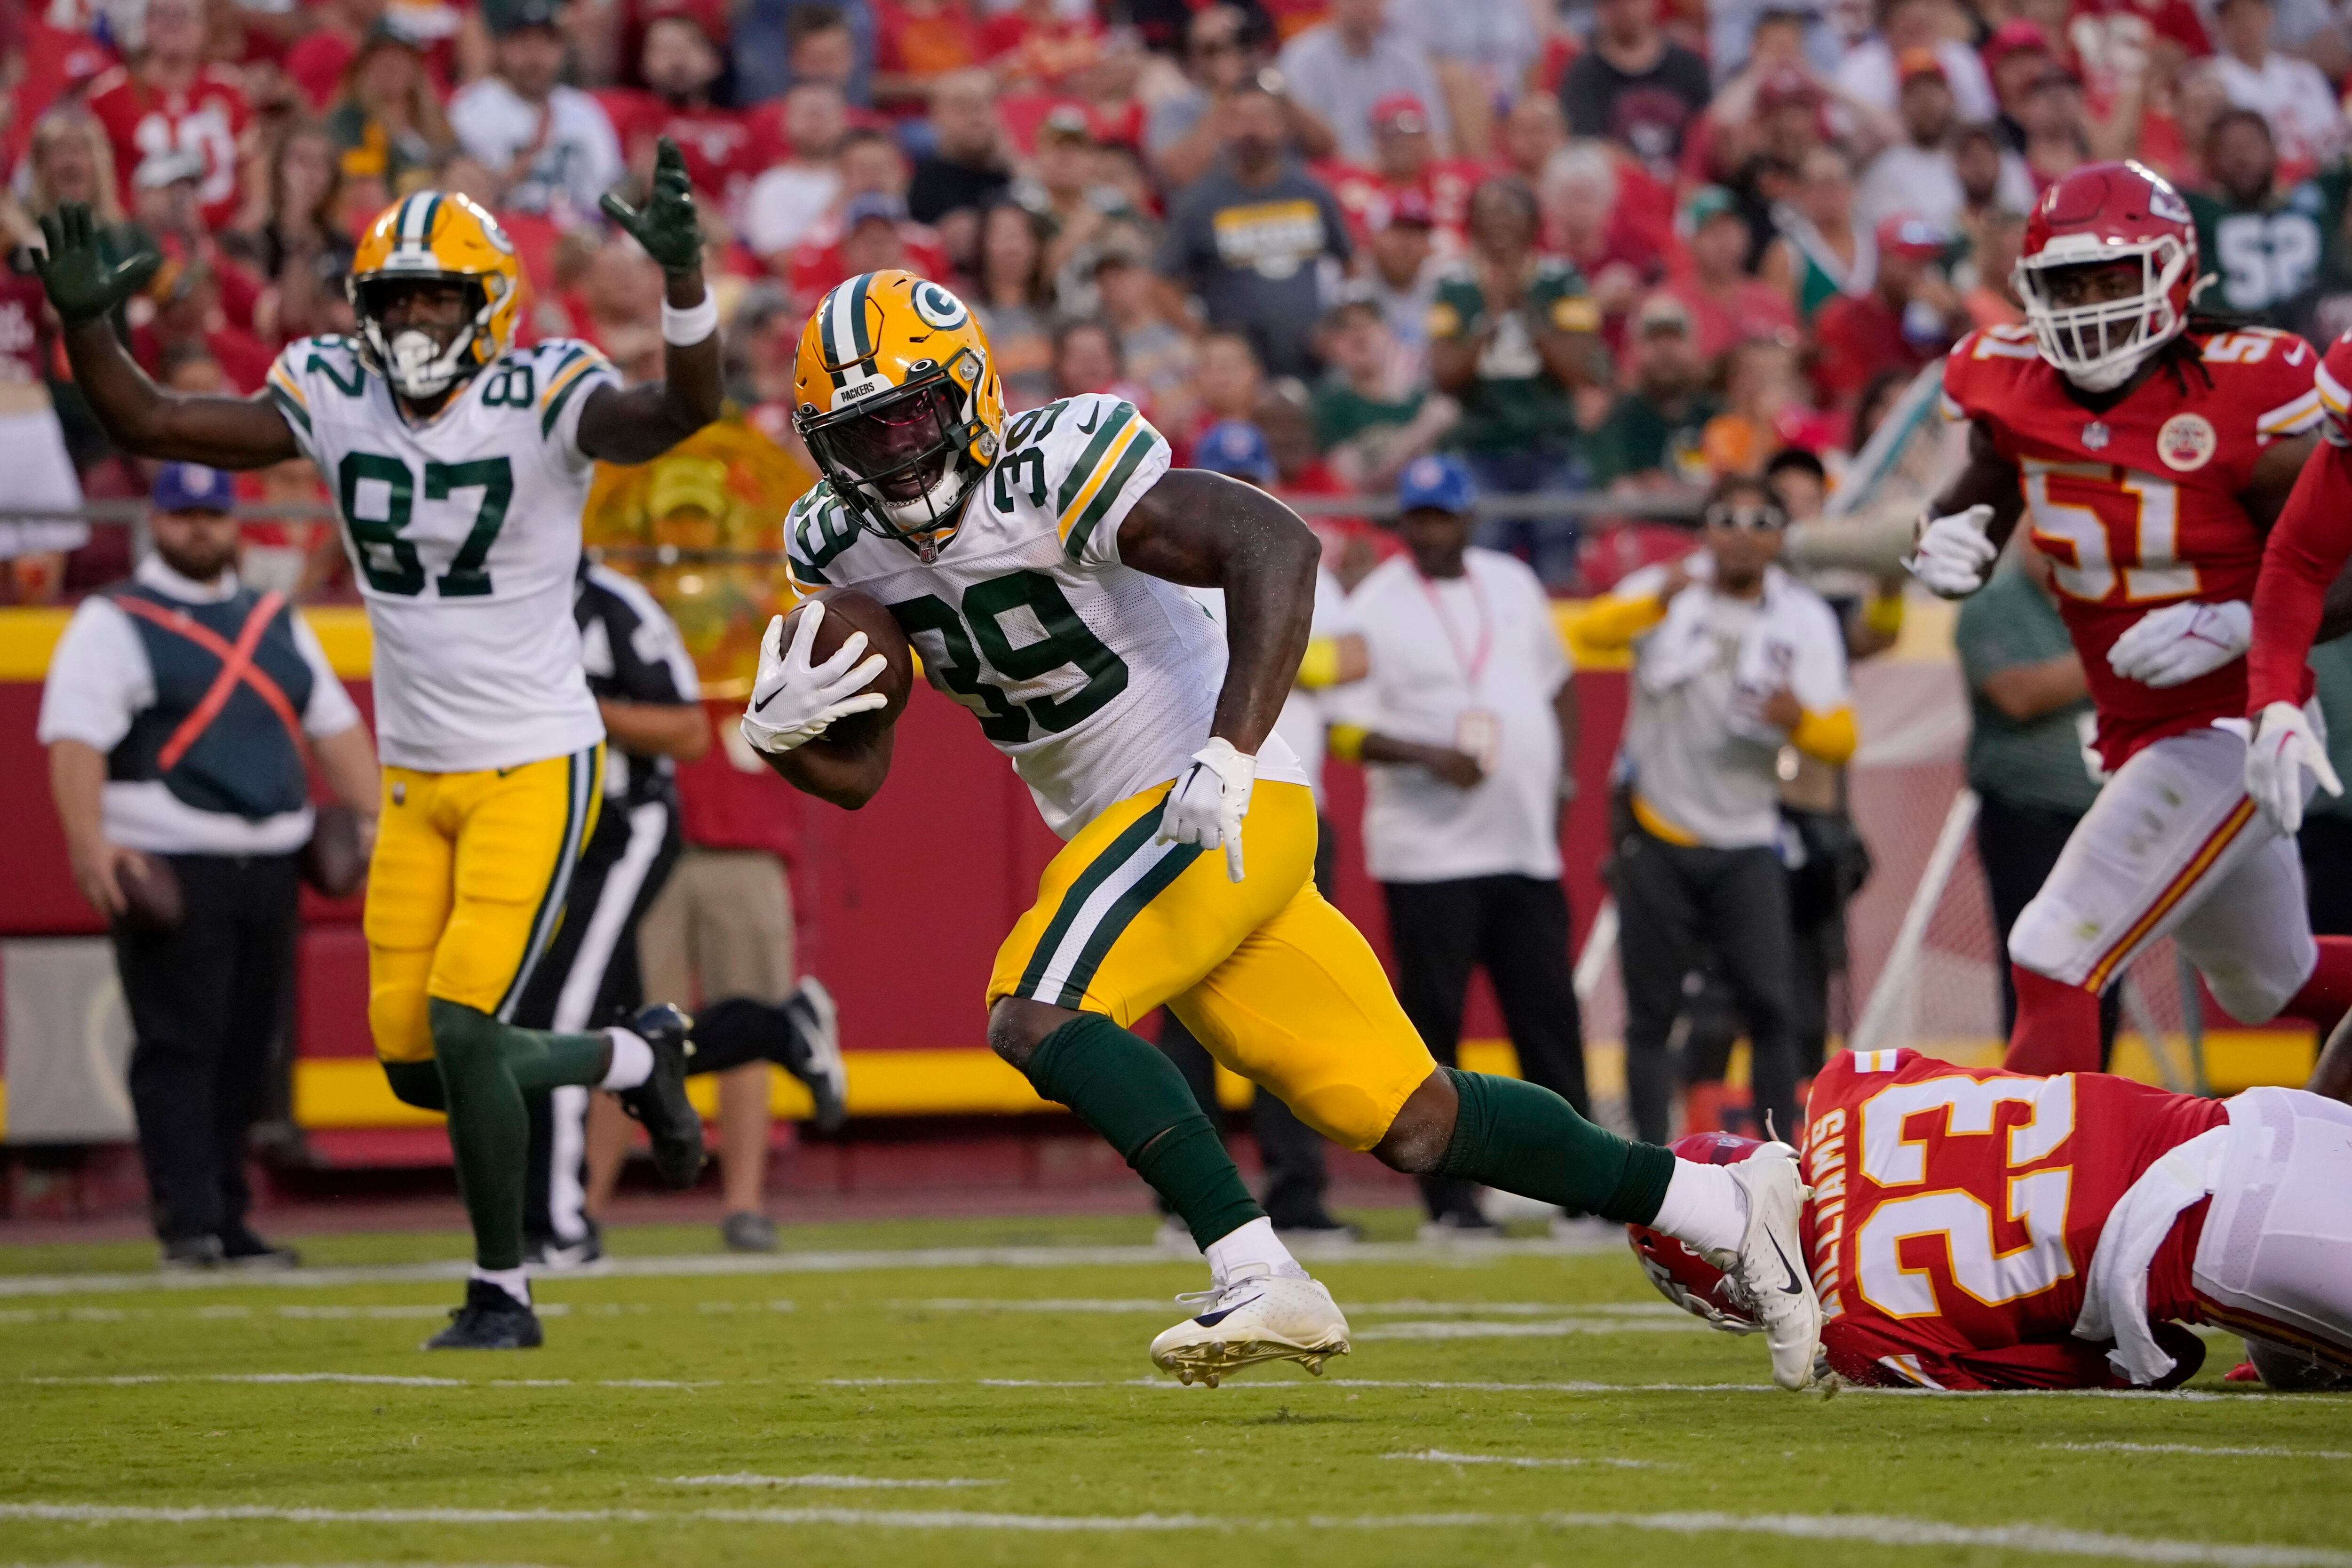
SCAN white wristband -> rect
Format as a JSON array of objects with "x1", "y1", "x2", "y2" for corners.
[{"x1": 661, "y1": 293, "x2": 719, "y2": 347}]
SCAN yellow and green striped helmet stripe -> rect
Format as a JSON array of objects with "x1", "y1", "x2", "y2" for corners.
[
  {"x1": 393, "y1": 191, "x2": 444, "y2": 256},
  {"x1": 818, "y1": 273, "x2": 878, "y2": 374}
]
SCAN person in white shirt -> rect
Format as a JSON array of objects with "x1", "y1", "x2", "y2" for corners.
[
  {"x1": 1854, "y1": 51, "x2": 2034, "y2": 232},
  {"x1": 1277, "y1": 0, "x2": 1454, "y2": 163},
  {"x1": 1564, "y1": 473, "x2": 1856, "y2": 1149},
  {"x1": 1833, "y1": 0, "x2": 1996, "y2": 123},
  {"x1": 448, "y1": 0, "x2": 625, "y2": 219},
  {"x1": 1329, "y1": 454, "x2": 1587, "y2": 1238},
  {"x1": 742, "y1": 81, "x2": 850, "y2": 261},
  {"x1": 2211, "y1": 0, "x2": 2347, "y2": 174},
  {"x1": 39, "y1": 463, "x2": 379, "y2": 1269}
]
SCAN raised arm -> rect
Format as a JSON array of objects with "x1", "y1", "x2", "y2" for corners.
[
  {"x1": 37, "y1": 206, "x2": 300, "y2": 468},
  {"x1": 574, "y1": 138, "x2": 725, "y2": 465},
  {"x1": 1117, "y1": 467, "x2": 1320, "y2": 757}
]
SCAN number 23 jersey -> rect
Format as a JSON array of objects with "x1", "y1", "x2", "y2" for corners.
[
  {"x1": 269, "y1": 334, "x2": 618, "y2": 772},
  {"x1": 1941, "y1": 323, "x2": 2323, "y2": 769},
  {"x1": 786, "y1": 393, "x2": 1306, "y2": 838}
]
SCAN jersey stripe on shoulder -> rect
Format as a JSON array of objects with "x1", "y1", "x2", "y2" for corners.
[
  {"x1": 2259, "y1": 386, "x2": 2325, "y2": 438},
  {"x1": 538, "y1": 343, "x2": 615, "y2": 438},
  {"x1": 265, "y1": 359, "x2": 311, "y2": 435},
  {"x1": 1057, "y1": 401, "x2": 1165, "y2": 560}
]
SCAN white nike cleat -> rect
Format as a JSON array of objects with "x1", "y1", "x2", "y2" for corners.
[
  {"x1": 1707, "y1": 1140, "x2": 1823, "y2": 1391},
  {"x1": 1148, "y1": 1268, "x2": 1351, "y2": 1388}
]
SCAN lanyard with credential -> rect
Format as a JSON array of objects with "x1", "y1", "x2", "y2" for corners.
[{"x1": 1415, "y1": 565, "x2": 1494, "y2": 694}]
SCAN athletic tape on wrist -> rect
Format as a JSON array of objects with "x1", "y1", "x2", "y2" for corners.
[{"x1": 662, "y1": 294, "x2": 719, "y2": 346}]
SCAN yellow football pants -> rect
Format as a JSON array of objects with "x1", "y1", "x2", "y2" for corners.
[
  {"x1": 364, "y1": 746, "x2": 604, "y2": 1065},
  {"x1": 987, "y1": 779, "x2": 1437, "y2": 1150}
]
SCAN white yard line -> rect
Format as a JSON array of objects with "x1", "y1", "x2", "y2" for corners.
[
  {"x1": 22, "y1": 1374, "x2": 714, "y2": 1390},
  {"x1": 666, "y1": 1475, "x2": 1003, "y2": 1489},
  {"x1": 1, "y1": 1502, "x2": 2345, "y2": 1564},
  {"x1": 891, "y1": 1299, "x2": 1684, "y2": 1316},
  {"x1": 2044, "y1": 1442, "x2": 2352, "y2": 1461},
  {"x1": 1386, "y1": 1449, "x2": 1663, "y2": 1469}
]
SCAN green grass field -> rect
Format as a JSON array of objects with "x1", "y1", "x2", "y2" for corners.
[{"x1": 2, "y1": 1209, "x2": 2346, "y2": 1568}]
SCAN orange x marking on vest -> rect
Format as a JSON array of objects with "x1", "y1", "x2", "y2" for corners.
[{"x1": 115, "y1": 590, "x2": 312, "y2": 772}]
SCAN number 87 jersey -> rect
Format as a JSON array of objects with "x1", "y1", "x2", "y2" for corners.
[
  {"x1": 268, "y1": 332, "x2": 618, "y2": 773},
  {"x1": 1941, "y1": 320, "x2": 2323, "y2": 770}
]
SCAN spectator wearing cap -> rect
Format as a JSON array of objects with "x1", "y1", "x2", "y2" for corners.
[
  {"x1": 742, "y1": 82, "x2": 850, "y2": 259},
  {"x1": 1277, "y1": 0, "x2": 1452, "y2": 165},
  {"x1": 83, "y1": 0, "x2": 253, "y2": 232},
  {"x1": 1427, "y1": 175, "x2": 1603, "y2": 589},
  {"x1": 1833, "y1": 0, "x2": 1997, "y2": 124},
  {"x1": 1158, "y1": 84, "x2": 1352, "y2": 380},
  {"x1": 451, "y1": 0, "x2": 626, "y2": 219},
  {"x1": 1559, "y1": 0, "x2": 1711, "y2": 181},
  {"x1": 1980, "y1": 18, "x2": 2055, "y2": 133},
  {"x1": 1811, "y1": 211, "x2": 1962, "y2": 409},
  {"x1": 2187, "y1": 108, "x2": 2332, "y2": 332},
  {"x1": 1329, "y1": 454, "x2": 1588, "y2": 1238},
  {"x1": 1664, "y1": 184, "x2": 1799, "y2": 362},
  {"x1": 2213, "y1": 0, "x2": 2347, "y2": 181},
  {"x1": 1585, "y1": 294, "x2": 1720, "y2": 494},
  {"x1": 1150, "y1": 6, "x2": 1338, "y2": 191},
  {"x1": 1853, "y1": 49, "x2": 2032, "y2": 232},
  {"x1": 39, "y1": 464, "x2": 380, "y2": 1270},
  {"x1": 326, "y1": 23, "x2": 455, "y2": 192},
  {"x1": 907, "y1": 69, "x2": 1013, "y2": 227},
  {"x1": 1145, "y1": 420, "x2": 1367, "y2": 1244},
  {"x1": 1565, "y1": 472, "x2": 1854, "y2": 1147},
  {"x1": 1319, "y1": 93, "x2": 1479, "y2": 250},
  {"x1": 1360, "y1": 187, "x2": 1440, "y2": 358}
]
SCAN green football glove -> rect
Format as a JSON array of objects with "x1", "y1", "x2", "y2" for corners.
[
  {"x1": 33, "y1": 203, "x2": 159, "y2": 326},
  {"x1": 600, "y1": 136, "x2": 703, "y2": 275}
]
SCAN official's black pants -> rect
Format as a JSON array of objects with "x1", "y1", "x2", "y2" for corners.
[
  {"x1": 112, "y1": 852, "x2": 302, "y2": 1246},
  {"x1": 1159, "y1": 818, "x2": 1346, "y2": 1229},
  {"x1": 2299, "y1": 812, "x2": 2352, "y2": 937},
  {"x1": 1977, "y1": 790, "x2": 2120, "y2": 1067},
  {"x1": 1612, "y1": 826, "x2": 1799, "y2": 1149},
  {"x1": 1381, "y1": 872, "x2": 1589, "y2": 1223},
  {"x1": 514, "y1": 796, "x2": 683, "y2": 1249}
]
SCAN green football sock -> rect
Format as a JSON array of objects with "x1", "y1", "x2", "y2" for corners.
[
  {"x1": 1025, "y1": 1012, "x2": 1265, "y2": 1250},
  {"x1": 427, "y1": 1000, "x2": 613, "y2": 1272},
  {"x1": 1434, "y1": 1067, "x2": 1677, "y2": 1225}
]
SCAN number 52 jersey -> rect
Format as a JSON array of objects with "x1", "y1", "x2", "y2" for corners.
[
  {"x1": 1941, "y1": 322, "x2": 2323, "y2": 770},
  {"x1": 787, "y1": 393, "x2": 1307, "y2": 838},
  {"x1": 269, "y1": 334, "x2": 618, "y2": 772}
]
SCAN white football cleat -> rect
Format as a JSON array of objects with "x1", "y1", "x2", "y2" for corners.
[
  {"x1": 1148, "y1": 1268, "x2": 1350, "y2": 1388},
  {"x1": 1707, "y1": 1140, "x2": 1823, "y2": 1391}
]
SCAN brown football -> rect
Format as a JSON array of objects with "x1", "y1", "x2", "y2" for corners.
[
  {"x1": 116, "y1": 851, "x2": 183, "y2": 931},
  {"x1": 788, "y1": 587, "x2": 914, "y2": 744}
]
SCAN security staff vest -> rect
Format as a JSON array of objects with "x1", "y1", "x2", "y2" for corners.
[{"x1": 105, "y1": 582, "x2": 314, "y2": 821}]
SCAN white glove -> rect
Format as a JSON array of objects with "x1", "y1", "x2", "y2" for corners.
[
  {"x1": 1156, "y1": 737, "x2": 1256, "y2": 882},
  {"x1": 1904, "y1": 503, "x2": 1998, "y2": 598},
  {"x1": 2245, "y1": 700, "x2": 2343, "y2": 835},
  {"x1": 2106, "y1": 599, "x2": 2252, "y2": 688},
  {"x1": 739, "y1": 602, "x2": 888, "y2": 755}
]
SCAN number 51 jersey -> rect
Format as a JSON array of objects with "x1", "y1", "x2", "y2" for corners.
[
  {"x1": 269, "y1": 334, "x2": 617, "y2": 772},
  {"x1": 1941, "y1": 322, "x2": 2323, "y2": 770},
  {"x1": 787, "y1": 392, "x2": 1307, "y2": 838}
]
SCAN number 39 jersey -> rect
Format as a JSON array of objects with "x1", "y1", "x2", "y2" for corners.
[
  {"x1": 787, "y1": 393, "x2": 1308, "y2": 838},
  {"x1": 1942, "y1": 323, "x2": 2324, "y2": 769},
  {"x1": 1799, "y1": 1048, "x2": 2226, "y2": 1391},
  {"x1": 269, "y1": 334, "x2": 619, "y2": 772}
]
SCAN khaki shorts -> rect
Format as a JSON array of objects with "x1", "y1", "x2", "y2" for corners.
[{"x1": 638, "y1": 846, "x2": 795, "y2": 1007}]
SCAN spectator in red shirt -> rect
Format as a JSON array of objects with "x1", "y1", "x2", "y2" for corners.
[
  {"x1": 1810, "y1": 211, "x2": 1964, "y2": 411},
  {"x1": 982, "y1": 0, "x2": 1103, "y2": 94},
  {"x1": 873, "y1": 0, "x2": 984, "y2": 117},
  {"x1": 1540, "y1": 139, "x2": 1661, "y2": 326},
  {"x1": 84, "y1": 0, "x2": 253, "y2": 232},
  {"x1": 612, "y1": 6, "x2": 775, "y2": 221},
  {"x1": 1664, "y1": 184, "x2": 1797, "y2": 362},
  {"x1": 285, "y1": 0, "x2": 390, "y2": 110},
  {"x1": 1319, "y1": 93, "x2": 1481, "y2": 248},
  {"x1": 127, "y1": 149, "x2": 263, "y2": 334},
  {"x1": 788, "y1": 188, "x2": 948, "y2": 299}
]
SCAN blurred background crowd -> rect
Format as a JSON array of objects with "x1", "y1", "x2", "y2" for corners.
[{"x1": 14, "y1": 0, "x2": 2352, "y2": 601}]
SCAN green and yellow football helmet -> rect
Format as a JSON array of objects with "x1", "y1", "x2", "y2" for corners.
[
  {"x1": 348, "y1": 190, "x2": 524, "y2": 402},
  {"x1": 793, "y1": 270, "x2": 1004, "y2": 557}
]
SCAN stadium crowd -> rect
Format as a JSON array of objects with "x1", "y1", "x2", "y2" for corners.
[{"x1": 14, "y1": 0, "x2": 2352, "y2": 600}]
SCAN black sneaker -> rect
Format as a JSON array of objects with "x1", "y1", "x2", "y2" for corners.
[
  {"x1": 219, "y1": 1226, "x2": 302, "y2": 1270},
  {"x1": 775, "y1": 978, "x2": 848, "y2": 1132},
  {"x1": 720, "y1": 1210, "x2": 779, "y2": 1253},
  {"x1": 158, "y1": 1235, "x2": 225, "y2": 1270},
  {"x1": 615, "y1": 1003, "x2": 706, "y2": 1189},
  {"x1": 422, "y1": 1279, "x2": 543, "y2": 1350},
  {"x1": 531, "y1": 1218, "x2": 604, "y2": 1270}
]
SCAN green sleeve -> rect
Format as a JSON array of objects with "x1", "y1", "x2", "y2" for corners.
[
  {"x1": 1954, "y1": 574, "x2": 2053, "y2": 690},
  {"x1": 1430, "y1": 274, "x2": 1481, "y2": 340},
  {"x1": 1582, "y1": 399, "x2": 1632, "y2": 487}
]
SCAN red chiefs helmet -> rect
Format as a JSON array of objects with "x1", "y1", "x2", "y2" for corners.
[
  {"x1": 1626, "y1": 1131, "x2": 1766, "y2": 1334},
  {"x1": 2013, "y1": 160, "x2": 2199, "y2": 391}
]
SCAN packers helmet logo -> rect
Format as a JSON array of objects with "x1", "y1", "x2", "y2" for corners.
[
  {"x1": 911, "y1": 281, "x2": 969, "y2": 330},
  {"x1": 478, "y1": 211, "x2": 516, "y2": 255}
]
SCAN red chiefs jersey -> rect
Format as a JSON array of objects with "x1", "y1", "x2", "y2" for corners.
[
  {"x1": 84, "y1": 64, "x2": 251, "y2": 232},
  {"x1": 1799, "y1": 1048, "x2": 2226, "y2": 1391},
  {"x1": 1942, "y1": 322, "x2": 2325, "y2": 768},
  {"x1": 602, "y1": 92, "x2": 779, "y2": 217},
  {"x1": 2246, "y1": 328, "x2": 2352, "y2": 713},
  {"x1": 1313, "y1": 159, "x2": 1482, "y2": 247}
]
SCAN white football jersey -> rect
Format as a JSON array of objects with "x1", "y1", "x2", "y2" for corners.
[
  {"x1": 787, "y1": 392, "x2": 1305, "y2": 838},
  {"x1": 269, "y1": 335, "x2": 616, "y2": 772}
]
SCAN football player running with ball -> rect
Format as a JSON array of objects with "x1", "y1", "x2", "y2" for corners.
[
  {"x1": 744, "y1": 269, "x2": 1822, "y2": 1391},
  {"x1": 32, "y1": 142, "x2": 724, "y2": 1349},
  {"x1": 1910, "y1": 160, "x2": 2352, "y2": 1076}
]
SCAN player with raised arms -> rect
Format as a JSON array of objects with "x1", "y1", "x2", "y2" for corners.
[
  {"x1": 31, "y1": 141, "x2": 724, "y2": 1350},
  {"x1": 1908, "y1": 160, "x2": 2352, "y2": 1077},
  {"x1": 742, "y1": 268, "x2": 1823, "y2": 1390}
]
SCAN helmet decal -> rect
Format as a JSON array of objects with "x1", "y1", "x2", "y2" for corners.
[{"x1": 911, "y1": 280, "x2": 969, "y2": 330}]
